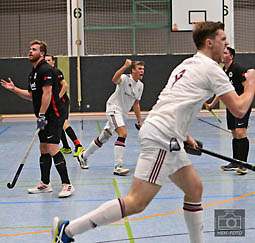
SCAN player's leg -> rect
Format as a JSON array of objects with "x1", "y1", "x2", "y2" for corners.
[
  {"x1": 78, "y1": 121, "x2": 112, "y2": 169},
  {"x1": 52, "y1": 123, "x2": 163, "y2": 242},
  {"x1": 60, "y1": 128, "x2": 72, "y2": 154},
  {"x1": 62, "y1": 120, "x2": 84, "y2": 157},
  {"x1": 113, "y1": 125, "x2": 129, "y2": 175},
  {"x1": 221, "y1": 110, "x2": 238, "y2": 171},
  {"x1": 28, "y1": 131, "x2": 53, "y2": 194},
  {"x1": 170, "y1": 165, "x2": 204, "y2": 243},
  {"x1": 47, "y1": 117, "x2": 74, "y2": 198},
  {"x1": 52, "y1": 177, "x2": 161, "y2": 241},
  {"x1": 232, "y1": 127, "x2": 249, "y2": 175},
  {"x1": 60, "y1": 103, "x2": 72, "y2": 154}
]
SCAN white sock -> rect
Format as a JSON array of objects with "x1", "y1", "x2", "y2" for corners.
[
  {"x1": 114, "y1": 145, "x2": 126, "y2": 167},
  {"x1": 66, "y1": 198, "x2": 125, "y2": 237},
  {"x1": 83, "y1": 140, "x2": 100, "y2": 159},
  {"x1": 183, "y1": 202, "x2": 204, "y2": 243}
]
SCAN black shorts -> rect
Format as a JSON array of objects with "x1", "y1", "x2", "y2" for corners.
[
  {"x1": 38, "y1": 114, "x2": 65, "y2": 144},
  {"x1": 63, "y1": 100, "x2": 69, "y2": 120},
  {"x1": 226, "y1": 107, "x2": 251, "y2": 130}
]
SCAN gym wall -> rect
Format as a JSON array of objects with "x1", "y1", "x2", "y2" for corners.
[{"x1": 0, "y1": 53, "x2": 255, "y2": 114}]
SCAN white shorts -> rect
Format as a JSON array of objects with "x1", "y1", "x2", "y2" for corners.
[
  {"x1": 134, "y1": 122, "x2": 192, "y2": 186},
  {"x1": 104, "y1": 109, "x2": 126, "y2": 133}
]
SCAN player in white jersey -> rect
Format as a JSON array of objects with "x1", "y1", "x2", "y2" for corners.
[
  {"x1": 78, "y1": 59, "x2": 144, "y2": 175},
  {"x1": 52, "y1": 22, "x2": 255, "y2": 243}
]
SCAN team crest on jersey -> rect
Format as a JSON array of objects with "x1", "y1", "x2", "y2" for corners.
[
  {"x1": 229, "y1": 72, "x2": 233, "y2": 78},
  {"x1": 30, "y1": 82, "x2": 36, "y2": 90}
]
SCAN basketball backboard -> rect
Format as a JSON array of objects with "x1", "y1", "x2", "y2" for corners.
[{"x1": 171, "y1": 0, "x2": 224, "y2": 32}]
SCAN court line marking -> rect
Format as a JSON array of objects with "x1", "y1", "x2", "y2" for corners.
[
  {"x1": 0, "y1": 191, "x2": 254, "y2": 238},
  {"x1": 0, "y1": 126, "x2": 11, "y2": 135},
  {"x1": 112, "y1": 178, "x2": 134, "y2": 243}
]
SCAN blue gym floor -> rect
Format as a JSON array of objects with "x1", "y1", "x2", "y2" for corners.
[{"x1": 0, "y1": 111, "x2": 255, "y2": 243}]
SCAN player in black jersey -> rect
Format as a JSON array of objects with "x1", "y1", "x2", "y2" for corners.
[
  {"x1": 207, "y1": 47, "x2": 251, "y2": 175},
  {"x1": 45, "y1": 54, "x2": 85, "y2": 157},
  {"x1": 0, "y1": 40, "x2": 74, "y2": 197}
]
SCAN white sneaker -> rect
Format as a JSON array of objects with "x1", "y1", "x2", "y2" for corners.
[
  {"x1": 113, "y1": 165, "x2": 130, "y2": 176},
  {"x1": 77, "y1": 152, "x2": 89, "y2": 169},
  {"x1": 28, "y1": 182, "x2": 53, "y2": 194},
  {"x1": 58, "y1": 184, "x2": 75, "y2": 198}
]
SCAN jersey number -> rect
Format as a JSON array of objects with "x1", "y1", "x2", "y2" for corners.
[{"x1": 171, "y1": 69, "x2": 186, "y2": 88}]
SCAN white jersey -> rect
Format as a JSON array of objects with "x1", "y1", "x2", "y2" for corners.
[
  {"x1": 145, "y1": 52, "x2": 234, "y2": 141},
  {"x1": 106, "y1": 74, "x2": 144, "y2": 117}
]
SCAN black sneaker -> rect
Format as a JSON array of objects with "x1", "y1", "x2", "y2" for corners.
[{"x1": 220, "y1": 163, "x2": 238, "y2": 171}]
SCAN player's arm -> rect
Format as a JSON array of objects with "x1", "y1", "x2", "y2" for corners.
[
  {"x1": 1, "y1": 77, "x2": 32, "y2": 100},
  {"x1": 112, "y1": 59, "x2": 132, "y2": 84},
  {"x1": 39, "y1": 84, "x2": 52, "y2": 114},
  {"x1": 59, "y1": 79, "x2": 68, "y2": 98},
  {"x1": 219, "y1": 69, "x2": 255, "y2": 118},
  {"x1": 133, "y1": 99, "x2": 143, "y2": 127}
]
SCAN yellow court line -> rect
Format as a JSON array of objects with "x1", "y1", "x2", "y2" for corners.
[{"x1": 0, "y1": 192, "x2": 254, "y2": 238}]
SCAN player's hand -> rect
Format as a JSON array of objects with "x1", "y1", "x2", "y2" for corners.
[
  {"x1": 185, "y1": 134, "x2": 198, "y2": 149},
  {"x1": 124, "y1": 59, "x2": 132, "y2": 68},
  {"x1": 205, "y1": 102, "x2": 212, "y2": 111},
  {"x1": 245, "y1": 69, "x2": 255, "y2": 84},
  {"x1": 37, "y1": 114, "x2": 48, "y2": 130},
  {"x1": 0, "y1": 78, "x2": 15, "y2": 91}
]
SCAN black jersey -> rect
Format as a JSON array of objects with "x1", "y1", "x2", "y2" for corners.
[
  {"x1": 224, "y1": 61, "x2": 246, "y2": 96},
  {"x1": 54, "y1": 67, "x2": 70, "y2": 103},
  {"x1": 28, "y1": 59, "x2": 64, "y2": 117}
]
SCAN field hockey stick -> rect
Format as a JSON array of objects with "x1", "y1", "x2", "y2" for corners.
[
  {"x1": 7, "y1": 128, "x2": 40, "y2": 189},
  {"x1": 135, "y1": 123, "x2": 141, "y2": 130},
  {"x1": 184, "y1": 141, "x2": 255, "y2": 171},
  {"x1": 204, "y1": 102, "x2": 222, "y2": 123},
  {"x1": 96, "y1": 120, "x2": 102, "y2": 134}
]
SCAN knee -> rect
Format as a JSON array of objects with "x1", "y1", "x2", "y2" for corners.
[
  {"x1": 185, "y1": 181, "x2": 203, "y2": 202},
  {"x1": 125, "y1": 195, "x2": 148, "y2": 214}
]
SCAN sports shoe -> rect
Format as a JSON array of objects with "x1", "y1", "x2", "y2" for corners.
[
  {"x1": 77, "y1": 152, "x2": 89, "y2": 169},
  {"x1": 52, "y1": 217, "x2": 74, "y2": 243},
  {"x1": 58, "y1": 184, "x2": 75, "y2": 198},
  {"x1": 113, "y1": 165, "x2": 130, "y2": 176},
  {"x1": 28, "y1": 182, "x2": 53, "y2": 194},
  {"x1": 220, "y1": 163, "x2": 238, "y2": 171},
  {"x1": 236, "y1": 167, "x2": 247, "y2": 175},
  {"x1": 60, "y1": 147, "x2": 72, "y2": 154},
  {"x1": 73, "y1": 146, "x2": 85, "y2": 157}
]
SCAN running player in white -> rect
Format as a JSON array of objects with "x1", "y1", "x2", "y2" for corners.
[
  {"x1": 52, "y1": 22, "x2": 255, "y2": 243},
  {"x1": 78, "y1": 59, "x2": 144, "y2": 175}
]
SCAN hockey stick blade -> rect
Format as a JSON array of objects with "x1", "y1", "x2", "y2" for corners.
[
  {"x1": 7, "y1": 128, "x2": 40, "y2": 189},
  {"x1": 7, "y1": 164, "x2": 24, "y2": 189}
]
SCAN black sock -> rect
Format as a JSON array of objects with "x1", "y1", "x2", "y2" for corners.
[
  {"x1": 53, "y1": 151, "x2": 70, "y2": 184},
  {"x1": 238, "y1": 137, "x2": 249, "y2": 162},
  {"x1": 40, "y1": 153, "x2": 52, "y2": 184},
  {"x1": 233, "y1": 137, "x2": 249, "y2": 162},
  {"x1": 61, "y1": 129, "x2": 70, "y2": 149},
  {"x1": 65, "y1": 126, "x2": 78, "y2": 143},
  {"x1": 232, "y1": 138, "x2": 239, "y2": 159}
]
